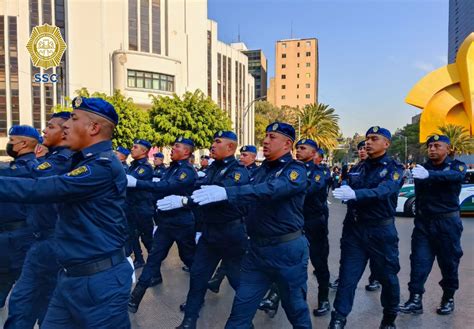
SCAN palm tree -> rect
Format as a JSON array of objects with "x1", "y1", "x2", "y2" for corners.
[
  {"x1": 298, "y1": 103, "x2": 340, "y2": 150},
  {"x1": 437, "y1": 124, "x2": 474, "y2": 155}
]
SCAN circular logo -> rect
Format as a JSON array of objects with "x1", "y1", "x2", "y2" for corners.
[
  {"x1": 434, "y1": 135, "x2": 440, "y2": 141},
  {"x1": 242, "y1": 146, "x2": 247, "y2": 151},
  {"x1": 272, "y1": 123, "x2": 279, "y2": 131},
  {"x1": 373, "y1": 126, "x2": 379, "y2": 133},
  {"x1": 74, "y1": 96, "x2": 82, "y2": 108},
  {"x1": 218, "y1": 131, "x2": 223, "y2": 137},
  {"x1": 178, "y1": 136, "x2": 183, "y2": 142},
  {"x1": 302, "y1": 139, "x2": 307, "y2": 144},
  {"x1": 26, "y1": 24, "x2": 67, "y2": 69}
]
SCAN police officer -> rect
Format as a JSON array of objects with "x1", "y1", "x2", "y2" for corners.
[
  {"x1": 314, "y1": 148, "x2": 332, "y2": 195},
  {"x1": 126, "y1": 139, "x2": 154, "y2": 268},
  {"x1": 331, "y1": 126, "x2": 404, "y2": 329},
  {"x1": 0, "y1": 97, "x2": 133, "y2": 328},
  {"x1": 153, "y1": 152, "x2": 167, "y2": 179},
  {"x1": 400, "y1": 134, "x2": 466, "y2": 316},
  {"x1": 239, "y1": 145, "x2": 258, "y2": 176},
  {"x1": 191, "y1": 122, "x2": 312, "y2": 329},
  {"x1": 116, "y1": 146, "x2": 131, "y2": 171},
  {"x1": 0, "y1": 125, "x2": 40, "y2": 309},
  {"x1": 4, "y1": 112, "x2": 73, "y2": 328},
  {"x1": 158, "y1": 130, "x2": 250, "y2": 329},
  {"x1": 127, "y1": 137, "x2": 197, "y2": 313}
]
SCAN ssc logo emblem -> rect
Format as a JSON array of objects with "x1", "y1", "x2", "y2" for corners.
[{"x1": 26, "y1": 24, "x2": 67, "y2": 69}]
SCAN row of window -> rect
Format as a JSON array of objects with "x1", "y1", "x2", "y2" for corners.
[
  {"x1": 281, "y1": 52, "x2": 311, "y2": 58},
  {"x1": 281, "y1": 62, "x2": 311, "y2": 69},
  {"x1": 281, "y1": 94, "x2": 311, "y2": 100},
  {"x1": 281, "y1": 83, "x2": 311, "y2": 89},
  {"x1": 281, "y1": 41, "x2": 312, "y2": 48},
  {"x1": 281, "y1": 73, "x2": 312, "y2": 79},
  {"x1": 127, "y1": 69, "x2": 174, "y2": 92}
]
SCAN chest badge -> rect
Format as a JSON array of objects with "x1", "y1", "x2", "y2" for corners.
[
  {"x1": 37, "y1": 162, "x2": 52, "y2": 170},
  {"x1": 66, "y1": 165, "x2": 89, "y2": 177},
  {"x1": 392, "y1": 171, "x2": 400, "y2": 181},
  {"x1": 234, "y1": 172, "x2": 241, "y2": 182},
  {"x1": 137, "y1": 168, "x2": 145, "y2": 175},
  {"x1": 459, "y1": 165, "x2": 465, "y2": 172},
  {"x1": 379, "y1": 168, "x2": 388, "y2": 177},
  {"x1": 179, "y1": 172, "x2": 187, "y2": 180},
  {"x1": 315, "y1": 174, "x2": 321, "y2": 182},
  {"x1": 289, "y1": 170, "x2": 299, "y2": 181}
]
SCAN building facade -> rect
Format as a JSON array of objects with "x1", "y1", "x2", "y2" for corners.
[
  {"x1": 272, "y1": 38, "x2": 318, "y2": 109},
  {"x1": 233, "y1": 45, "x2": 267, "y2": 100},
  {"x1": 0, "y1": 0, "x2": 255, "y2": 152},
  {"x1": 448, "y1": 0, "x2": 474, "y2": 63}
]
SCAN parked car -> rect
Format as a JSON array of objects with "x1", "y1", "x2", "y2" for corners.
[{"x1": 396, "y1": 169, "x2": 474, "y2": 216}]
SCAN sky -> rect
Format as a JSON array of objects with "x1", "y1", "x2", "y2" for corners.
[{"x1": 208, "y1": 0, "x2": 449, "y2": 137}]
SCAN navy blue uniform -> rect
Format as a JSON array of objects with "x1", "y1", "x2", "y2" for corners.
[
  {"x1": 224, "y1": 152, "x2": 311, "y2": 329},
  {"x1": 121, "y1": 161, "x2": 129, "y2": 172},
  {"x1": 4, "y1": 146, "x2": 73, "y2": 328},
  {"x1": 0, "y1": 153, "x2": 38, "y2": 308},
  {"x1": 153, "y1": 164, "x2": 167, "y2": 179},
  {"x1": 246, "y1": 162, "x2": 259, "y2": 177},
  {"x1": 125, "y1": 158, "x2": 154, "y2": 264},
  {"x1": 303, "y1": 161, "x2": 330, "y2": 301},
  {"x1": 184, "y1": 156, "x2": 249, "y2": 319},
  {"x1": 333, "y1": 153, "x2": 404, "y2": 317},
  {"x1": 134, "y1": 159, "x2": 197, "y2": 285},
  {"x1": 407, "y1": 158, "x2": 466, "y2": 297},
  {"x1": 0, "y1": 141, "x2": 132, "y2": 328}
]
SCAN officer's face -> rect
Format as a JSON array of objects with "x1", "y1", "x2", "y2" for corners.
[
  {"x1": 42, "y1": 117, "x2": 66, "y2": 147},
  {"x1": 358, "y1": 146, "x2": 368, "y2": 160},
  {"x1": 63, "y1": 110, "x2": 98, "y2": 151},
  {"x1": 239, "y1": 152, "x2": 256, "y2": 166},
  {"x1": 296, "y1": 145, "x2": 316, "y2": 162},
  {"x1": 365, "y1": 134, "x2": 389, "y2": 158},
  {"x1": 115, "y1": 151, "x2": 127, "y2": 162},
  {"x1": 211, "y1": 138, "x2": 234, "y2": 160},
  {"x1": 313, "y1": 153, "x2": 323, "y2": 165},
  {"x1": 131, "y1": 144, "x2": 148, "y2": 159},
  {"x1": 427, "y1": 142, "x2": 449, "y2": 162},
  {"x1": 170, "y1": 143, "x2": 190, "y2": 161},
  {"x1": 200, "y1": 158, "x2": 208, "y2": 167},
  {"x1": 263, "y1": 132, "x2": 292, "y2": 161},
  {"x1": 153, "y1": 157, "x2": 164, "y2": 166}
]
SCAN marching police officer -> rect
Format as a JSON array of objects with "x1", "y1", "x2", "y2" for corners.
[
  {"x1": 4, "y1": 112, "x2": 73, "y2": 328},
  {"x1": 0, "y1": 97, "x2": 133, "y2": 327},
  {"x1": 400, "y1": 134, "x2": 466, "y2": 315},
  {"x1": 116, "y1": 146, "x2": 131, "y2": 171},
  {"x1": 127, "y1": 137, "x2": 197, "y2": 313},
  {"x1": 0, "y1": 125, "x2": 40, "y2": 309},
  {"x1": 126, "y1": 139, "x2": 154, "y2": 268},
  {"x1": 239, "y1": 145, "x2": 258, "y2": 176},
  {"x1": 191, "y1": 122, "x2": 312, "y2": 329},
  {"x1": 331, "y1": 126, "x2": 404, "y2": 329},
  {"x1": 153, "y1": 152, "x2": 167, "y2": 179},
  {"x1": 157, "y1": 130, "x2": 250, "y2": 329}
]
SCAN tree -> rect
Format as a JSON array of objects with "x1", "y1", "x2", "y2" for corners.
[
  {"x1": 149, "y1": 90, "x2": 232, "y2": 149},
  {"x1": 438, "y1": 124, "x2": 474, "y2": 156},
  {"x1": 254, "y1": 101, "x2": 289, "y2": 145},
  {"x1": 389, "y1": 122, "x2": 424, "y2": 163},
  {"x1": 298, "y1": 103, "x2": 340, "y2": 151}
]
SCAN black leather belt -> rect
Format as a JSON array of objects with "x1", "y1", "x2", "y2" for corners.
[
  {"x1": 354, "y1": 218, "x2": 394, "y2": 226},
  {"x1": 0, "y1": 221, "x2": 28, "y2": 233},
  {"x1": 251, "y1": 230, "x2": 302, "y2": 247},
  {"x1": 63, "y1": 249, "x2": 126, "y2": 277},
  {"x1": 417, "y1": 211, "x2": 460, "y2": 220}
]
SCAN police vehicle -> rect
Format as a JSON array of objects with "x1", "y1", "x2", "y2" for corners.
[{"x1": 396, "y1": 169, "x2": 474, "y2": 216}]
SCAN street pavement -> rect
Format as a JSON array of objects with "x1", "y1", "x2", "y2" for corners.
[{"x1": 1, "y1": 196, "x2": 473, "y2": 328}]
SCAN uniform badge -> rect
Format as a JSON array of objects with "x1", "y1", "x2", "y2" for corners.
[
  {"x1": 179, "y1": 172, "x2": 187, "y2": 180},
  {"x1": 392, "y1": 171, "x2": 400, "y2": 181},
  {"x1": 137, "y1": 168, "x2": 145, "y2": 175},
  {"x1": 178, "y1": 136, "x2": 183, "y2": 142},
  {"x1": 434, "y1": 135, "x2": 439, "y2": 141},
  {"x1": 74, "y1": 96, "x2": 82, "y2": 108},
  {"x1": 242, "y1": 146, "x2": 247, "y2": 151},
  {"x1": 301, "y1": 139, "x2": 306, "y2": 143},
  {"x1": 459, "y1": 165, "x2": 465, "y2": 172},
  {"x1": 234, "y1": 172, "x2": 241, "y2": 182},
  {"x1": 36, "y1": 162, "x2": 52, "y2": 170},
  {"x1": 65, "y1": 165, "x2": 89, "y2": 178},
  {"x1": 218, "y1": 131, "x2": 223, "y2": 137},
  {"x1": 315, "y1": 174, "x2": 321, "y2": 182},
  {"x1": 379, "y1": 168, "x2": 388, "y2": 177},
  {"x1": 272, "y1": 123, "x2": 279, "y2": 131},
  {"x1": 289, "y1": 170, "x2": 299, "y2": 181},
  {"x1": 373, "y1": 126, "x2": 379, "y2": 132}
]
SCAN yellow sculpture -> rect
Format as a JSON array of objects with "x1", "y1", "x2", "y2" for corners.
[{"x1": 406, "y1": 33, "x2": 473, "y2": 142}]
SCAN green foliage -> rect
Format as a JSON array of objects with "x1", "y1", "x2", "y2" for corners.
[
  {"x1": 298, "y1": 103, "x2": 340, "y2": 151},
  {"x1": 438, "y1": 124, "x2": 474, "y2": 155},
  {"x1": 389, "y1": 122, "x2": 424, "y2": 163},
  {"x1": 254, "y1": 101, "x2": 288, "y2": 146},
  {"x1": 149, "y1": 90, "x2": 232, "y2": 148}
]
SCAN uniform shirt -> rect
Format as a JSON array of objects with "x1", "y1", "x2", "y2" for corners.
[
  {"x1": 0, "y1": 153, "x2": 38, "y2": 224},
  {"x1": 188, "y1": 155, "x2": 249, "y2": 224},
  {"x1": 136, "y1": 159, "x2": 197, "y2": 227},
  {"x1": 0, "y1": 141, "x2": 128, "y2": 266},
  {"x1": 153, "y1": 164, "x2": 167, "y2": 179},
  {"x1": 126, "y1": 157, "x2": 154, "y2": 216},
  {"x1": 415, "y1": 157, "x2": 467, "y2": 215},
  {"x1": 225, "y1": 152, "x2": 307, "y2": 237},
  {"x1": 121, "y1": 161, "x2": 129, "y2": 172},
  {"x1": 303, "y1": 160, "x2": 327, "y2": 219},
  {"x1": 347, "y1": 153, "x2": 404, "y2": 221},
  {"x1": 246, "y1": 162, "x2": 259, "y2": 177}
]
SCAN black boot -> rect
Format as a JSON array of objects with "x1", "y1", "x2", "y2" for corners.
[
  {"x1": 133, "y1": 259, "x2": 145, "y2": 269},
  {"x1": 379, "y1": 314, "x2": 396, "y2": 329},
  {"x1": 436, "y1": 297, "x2": 455, "y2": 315},
  {"x1": 365, "y1": 279, "x2": 381, "y2": 292},
  {"x1": 328, "y1": 311, "x2": 346, "y2": 329},
  {"x1": 313, "y1": 301, "x2": 331, "y2": 317},
  {"x1": 128, "y1": 283, "x2": 147, "y2": 313},
  {"x1": 258, "y1": 286, "x2": 280, "y2": 318},
  {"x1": 208, "y1": 267, "x2": 226, "y2": 294},
  {"x1": 176, "y1": 317, "x2": 197, "y2": 329},
  {"x1": 329, "y1": 278, "x2": 339, "y2": 290},
  {"x1": 399, "y1": 293, "x2": 423, "y2": 314},
  {"x1": 149, "y1": 276, "x2": 163, "y2": 287}
]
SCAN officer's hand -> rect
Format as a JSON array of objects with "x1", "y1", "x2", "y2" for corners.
[
  {"x1": 332, "y1": 185, "x2": 356, "y2": 201},
  {"x1": 152, "y1": 177, "x2": 161, "y2": 182},
  {"x1": 127, "y1": 175, "x2": 137, "y2": 187},
  {"x1": 191, "y1": 185, "x2": 227, "y2": 205},
  {"x1": 412, "y1": 165, "x2": 429, "y2": 179},
  {"x1": 157, "y1": 195, "x2": 184, "y2": 211}
]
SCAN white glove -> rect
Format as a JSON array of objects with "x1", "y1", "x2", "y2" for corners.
[
  {"x1": 152, "y1": 177, "x2": 161, "y2": 182},
  {"x1": 332, "y1": 185, "x2": 356, "y2": 201},
  {"x1": 195, "y1": 232, "x2": 202, "y2": 244},
  {"x1": 157, "y1": 195, "x2": 184, "y2": 211},
  {"x1": 127, "y1": 175, "x2": 137, "y2": 187},
  {"x1": 191, "y1": 185, "x2": 227, "y2": 205},
  {"x1": 197, "y1": 171, "x2": 206, "y2": 178},
  {"x1": 412, "y1": 164, "x2": 429, "y2": 179}
]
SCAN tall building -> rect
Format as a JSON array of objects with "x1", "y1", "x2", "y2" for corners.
[
  {"x1": 272, "y1": 38, "x2": 318, "y2": 109},
  {"x1": 0, "y1": 0, "x2": 255, "y2": 151},
  {"x1": 448, "y1": 0, "x2": 474, "y2": 63}
]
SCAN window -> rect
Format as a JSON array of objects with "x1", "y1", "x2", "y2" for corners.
[
  {"x1": 128, "y1": 0, "x2": 138, "y2": 50},
  {"x1": 306, "y1": 52, "x2": 311, "y2": 56},
  {"x1": 306, "y1": 62, "x2": 310, "y2": 67},
  {"x1": 297, "y1": 74, "x2": 300, "y2": 78},
  {"x1": 305, "y1": 73, "x2": 311, "y2": 78},
  {"x1": 306, "y1": 83, "x2": 310, "y2": 88},
  {"x1": 140, "y1": 0, "x2": 149, "y2": 52},
  {"x1": 297, "y1": 63, "x2": 300, "y2": 68},
  {"x1": 282, "y1": 85, "x2": 286, "y2": 89},
  {"x1": 281, "y1": 74, "x2": 286, "y2": 79},
  {"x1": 127, "y1": 70, "x2": 174, "y2": 92},
  {"x1": 152, "y1": 0, "x2": 161, "y2": 54},
  {"x1": 296, "y1": 95, "x2": 299, "y2": 99},
  {"x1": 306, "y1": 41, "x2": 311, "y2": 47},
  {"x1": 297, "y1": 52, "x2": 300, "y2": 57},
  {"x1": 282, "y1": 43, "x2": 287, "y2": 48},
  {"x1": 296, "y1": 84, "x2": 299, "y2": 89},
  {"x1": 297, "y1": 42, "x2": 300, "y2": 47},
  {"x1": 282, "y1": 53, "x2": 286, "y2": 58},
  {"x1": 281, "y1": 64, "x2": 286, "y2": 69},
  {"x1": 281, "y1": 95, "x2": 286, "y2": 100},
  {"x1": 305, "y1": 94, "x2": 310, "y2": 99}
]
